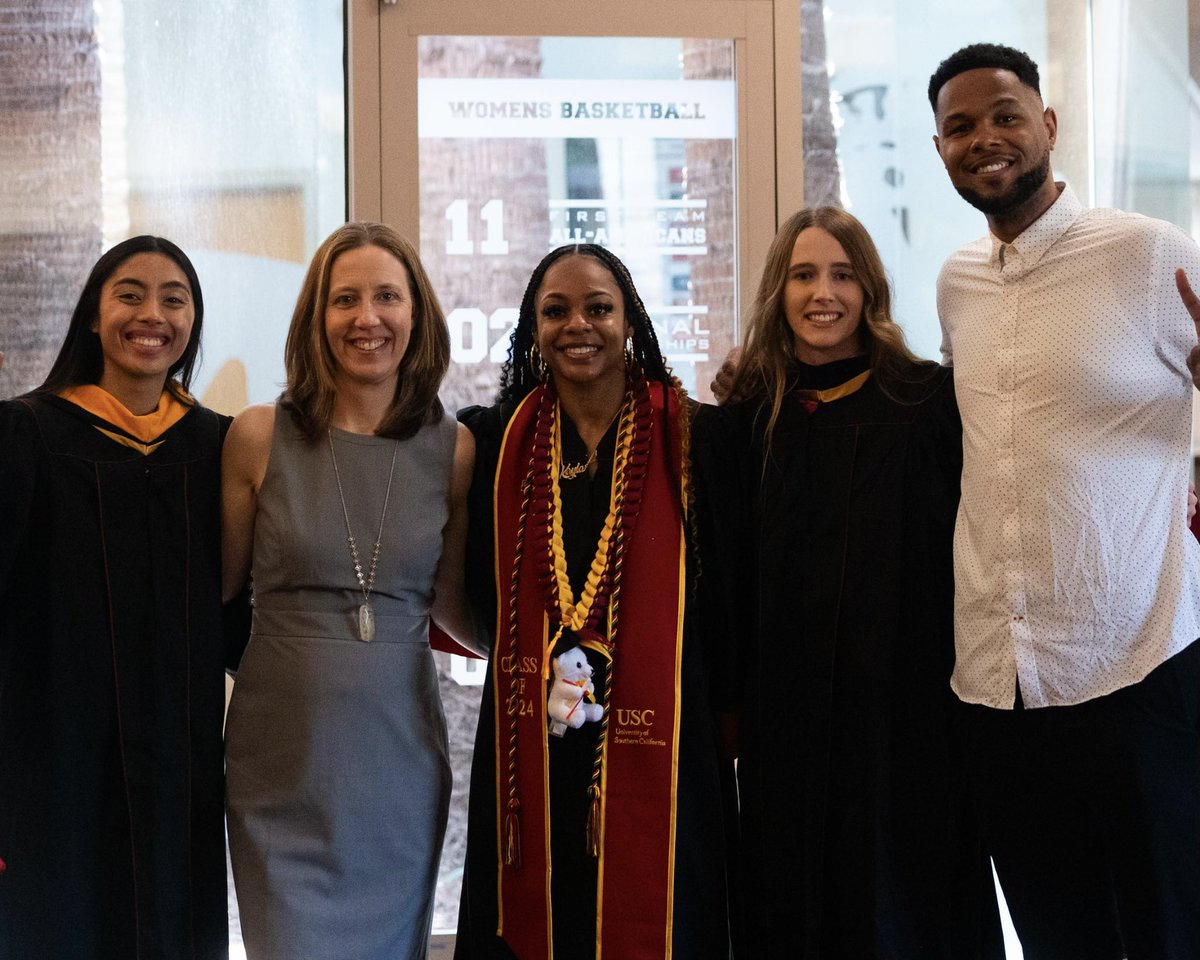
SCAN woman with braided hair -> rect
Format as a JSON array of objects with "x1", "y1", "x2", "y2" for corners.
[{"x1": 454, "y1": 244, "x2": 734, "y2": 959}]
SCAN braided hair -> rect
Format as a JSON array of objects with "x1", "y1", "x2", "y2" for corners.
[
  {"x1": 499, "y1": 242, "x2": 700, "y2": 585},
  {"x1": 498, "y1": 244, "x2": 675, "y2": 403}
]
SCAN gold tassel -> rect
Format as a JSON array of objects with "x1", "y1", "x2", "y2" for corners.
[
  {"x1": 504, "y1": 801, "x2": 522, "y2": 869},
  {"x1": 543, "y1": 624, "x2": 565, "y2": 680},
  {"x1": 586, "y1": 784, "x2": 602, "y2": 857}
]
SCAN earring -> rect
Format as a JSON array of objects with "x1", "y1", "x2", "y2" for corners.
[
  {"x1": 530, "y1": 343, "x2": 548, "y2": 382},
  {"x1": 624, "y1": 337, "x2": 635, "y2": 370}
]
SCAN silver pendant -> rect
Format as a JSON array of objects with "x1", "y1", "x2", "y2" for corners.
[{"x1": 358, "y1": 602, "x2": 375, "y2": 642}]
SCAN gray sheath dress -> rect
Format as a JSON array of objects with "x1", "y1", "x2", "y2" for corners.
[{"x1": 226, "y1": 405, "x2": 456, "y2": 960}]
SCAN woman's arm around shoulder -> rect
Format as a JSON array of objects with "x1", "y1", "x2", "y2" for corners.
[
  {"x1": 221, "y1": 402, "x2": 275, "y2": 603},
  {"x1": 432, "y1": 422, "x2": 486, "y2": 656}
]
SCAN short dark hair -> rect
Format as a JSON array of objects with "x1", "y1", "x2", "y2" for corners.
[
  {"x1": 928, "y1": 43, "x2": 1042, "y2": 112},
  {"x1": 34, "y1": 235, "x2": 204, "y2": 403}
]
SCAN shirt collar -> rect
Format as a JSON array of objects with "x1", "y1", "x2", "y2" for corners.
[{"x1": 988, "y1": 182, "x2": 1084, "y2": 269}]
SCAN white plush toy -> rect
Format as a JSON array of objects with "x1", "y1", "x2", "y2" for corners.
[{"x1": 547, "y1": 645, "x2": 603, "y2": 737}]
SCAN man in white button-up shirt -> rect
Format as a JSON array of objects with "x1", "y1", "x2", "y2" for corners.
[{"x1": 931, "y1": 43, "x2": 1200, "y2": 959}]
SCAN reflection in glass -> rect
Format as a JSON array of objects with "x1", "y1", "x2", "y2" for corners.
[
  {"x1": 100, "y1": 0, "x2": 346, "y2": 415},
  {"x1": 418, "y1": 35, "x2": 737, "y2": 410}
]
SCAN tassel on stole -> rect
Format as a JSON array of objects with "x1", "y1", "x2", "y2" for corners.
[
  {"x1": 586, "y1": 784, "x2": 602, "y2": 857},
  {"x1": 504, "y1": 802, "x2": 522, "y2": 870}
]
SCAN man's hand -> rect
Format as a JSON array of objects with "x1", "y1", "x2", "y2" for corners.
[
  {"x1": 1175, "y1": 269, "x2": 1200, "y2": 388},
  {"x1": 709, "y1": 346, "x2": 742, "y2": 404}
]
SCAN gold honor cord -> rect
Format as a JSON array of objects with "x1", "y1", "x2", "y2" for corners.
[{"x1": 542, "y1": 391, "x2": 635, "y2": 676}]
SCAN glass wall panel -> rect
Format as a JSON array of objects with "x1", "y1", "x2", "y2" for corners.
[
  {"x1": 417, "y1": 35, "x2": 737, "y2": 411},
  {"x1": 2, "y1": 1, "x2": 344, "y2": 411},
  {"x1": 819, "y1": 0, "x2": 1197, "y2": 365},
  {"x1": 819, "y1": 0, "x2": 1050, "y2": 362},
  {"x1": 1092, "y1": 0, "x2": 1192, "y2": 223},
  {"x1": 101, "y1": 0, "x2": 346, "y2": 416}
]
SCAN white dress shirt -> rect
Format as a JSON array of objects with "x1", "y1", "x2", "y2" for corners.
[{"x1": 938, "y1": 183, "x2": 1200, "y2": 709}]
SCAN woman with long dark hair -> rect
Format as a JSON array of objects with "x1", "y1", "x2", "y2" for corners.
[
  {"x1": 0, "y1": 236, "x2": 229, "y2": 959},
  {"x1": 454, "y1": 244, "x2": 734, "y2": 959}
]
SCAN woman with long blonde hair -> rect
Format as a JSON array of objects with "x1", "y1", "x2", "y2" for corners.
[{"x1": 722, "y1": 207, "x2": 1002, "y2": 958}]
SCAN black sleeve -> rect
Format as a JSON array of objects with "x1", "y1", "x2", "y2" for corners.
[
  {"x1": 0, "y1": 401, "x2": 38, "y2": 594},
  {"x1": 207, "y1": 411, "x2": 250, "y2": 673},
  {"x1": 222, "y1": 586, "x2": 253, "y2": 674},
  {"x1": 0, "y1": 401, "x2": 41, "y2": 700},
  {"x1": 689, "y1": 402, "x2": 755, "y2": 722},
  {"x1": 457, "y1": 403, "x2": 509, "y2": 654},
  {"x1": 901, "y1": 370, "x2": 963, "y2": 679}
]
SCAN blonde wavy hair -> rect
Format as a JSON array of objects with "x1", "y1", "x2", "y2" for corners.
[
  {"x1": 728, "y1": 206, "x2": 922, "y2": 450},
  {"x1": 281, "y1": 222, "x2": 449, "y2": 441}
]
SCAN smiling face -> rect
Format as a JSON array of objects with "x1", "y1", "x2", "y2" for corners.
[
  {"x1": 534, "y1": 254, "x2": 631, "y2": 395},
  {"x1": 93, "y1": 252, "x2": 195, "y2": 409},
  {"x1": 323, "y1": 243, "x2": 414, "y2": 390},
  {"x1": 933, "y1": 67, "x2": 1058, "y2": 238},
  {"x1": 783, "y1": 227, "x2": 866, "y2": 366}
]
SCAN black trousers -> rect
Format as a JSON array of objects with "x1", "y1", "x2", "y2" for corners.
[{"x1": 959, "y1": 641, "x2": 1200, "y2": 960}]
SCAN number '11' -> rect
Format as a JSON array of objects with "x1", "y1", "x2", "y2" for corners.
[{"x1": 445, "y1": 199, "x2": 509, "y2": 255}]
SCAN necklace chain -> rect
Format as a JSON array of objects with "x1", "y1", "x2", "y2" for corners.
[
  {"x1": 558, "y1": 406, "x2": 620, "y2": 481},
  {"x1": 558, "y1": 446, "x2": 597, "y2": 481},
  {"x1": 545, "y1": 390, "x2": 636, "y2": 640},
  {"x1": 328, "y1": 430, "x2": 399, "y2": 606}
]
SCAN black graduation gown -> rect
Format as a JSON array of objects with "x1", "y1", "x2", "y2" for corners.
[
  {"x1": 453, "y1": 400, "x2": 734, "y2": 960},
  {"x1": 0, "y1": 395, "x2": 229, "y2": 960},
  {"x1": 722, "y1": 359, "x2": 1003, "y2": 959}
]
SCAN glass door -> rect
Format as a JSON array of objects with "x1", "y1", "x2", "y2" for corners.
[
  {"x1": 354, "y1": 0, "x2": 798, "y2": 406},
  {"x1": 349, "y1": 0, "x2": 798, "y2": 937},
  {"x1": 418, "y1": 35, "x2": 739, "y2": 404}
]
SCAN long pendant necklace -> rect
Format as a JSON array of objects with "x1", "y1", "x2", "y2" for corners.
[{"x1": 328, "y1": 430, "x2": 399, "y2": 642}]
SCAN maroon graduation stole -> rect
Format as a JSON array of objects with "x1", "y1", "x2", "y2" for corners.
[{"x1": 492, "y1": 380, "x2": 687, "y2": 959}]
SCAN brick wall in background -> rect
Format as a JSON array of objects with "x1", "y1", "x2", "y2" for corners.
[
  {"x1": 683, "y1": 38, "x2": 736, "y2": 391},
  {"x1": 418, "y1": 35, "x2": 548, "y2": 413},
  {"x1": 800, "y1": 0, "x2": 839, "y2": 207},
  {"x1": 0, "y1": 2, "x2": 103, "y2": 398}
]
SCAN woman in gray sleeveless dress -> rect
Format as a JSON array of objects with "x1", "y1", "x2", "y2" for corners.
[{"x1": 221, "y1": 223, "x2": 476, "y2": 960}]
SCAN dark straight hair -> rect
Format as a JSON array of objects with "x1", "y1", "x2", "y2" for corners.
[{"x1": 34, "y1": 235, "x2": 204, "y2": 403}]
